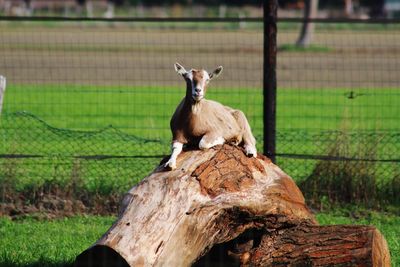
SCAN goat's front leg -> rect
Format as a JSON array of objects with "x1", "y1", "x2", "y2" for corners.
[
  {"x1": 199, "y1": 134, "x2": 225, "y2": 150},
  {"x1": 164, "y1": 141, "x2": 183, "y2": 170},
  {"x1": 231, "y1": 110, "x2": 257, "y2": 157}
]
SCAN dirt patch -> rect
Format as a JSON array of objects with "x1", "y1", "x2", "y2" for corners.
[
  {"x1": 0, "y1": 191, "x2": 120, "y2": 219},
  {"x1": 1, "y1": 26, "x2": 399, "y2": 89}
]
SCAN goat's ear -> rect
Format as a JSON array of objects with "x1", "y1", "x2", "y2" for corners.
[
  {"x1": 174, "y1": 62, "x2": 187, "y2": 76},
  {"x1": 209, "y1": 66, "x2": 223, "y2": 80}
]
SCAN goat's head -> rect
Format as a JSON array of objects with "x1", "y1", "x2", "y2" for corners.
[{"x1": 174, "y1": 62, "x2": 223, "y2": 102}]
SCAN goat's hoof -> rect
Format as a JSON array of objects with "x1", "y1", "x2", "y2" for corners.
[
  {"x1": 164, "y1": 160, "x2": 176, "y2": 170},
  {"x1": 198, "y1": 139, "x2": 210, "y2": 150},
  {"x1": 0, "y1": 76, "x2": 5, "y2": 90},
  {"x1": 244, "y1": 145, "x2": 257, "y2": 158}
]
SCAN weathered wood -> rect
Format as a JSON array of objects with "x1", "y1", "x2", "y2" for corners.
[
  {"x1": 74, "y1": 145, "x2": 390, "y2": 267},
  {"x1": 250, "y1": 224, "x2": 390, "y2": 266}
]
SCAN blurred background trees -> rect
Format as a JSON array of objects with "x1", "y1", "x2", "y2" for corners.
[{"x1": 0, "y1": 0, "x2": 397, "y2": 19}]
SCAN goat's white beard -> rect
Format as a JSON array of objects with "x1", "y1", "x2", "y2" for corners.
[
  {"x1": 192, "y1": 95, "x2": 204, "y2": 102},
  {"x1": 191, "y1": 98, "x2": 203, "y2": 113}
]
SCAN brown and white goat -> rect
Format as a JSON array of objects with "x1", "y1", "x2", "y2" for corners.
[{"x1": 165, "y1": 63, "x2": 257, "y2": 170}]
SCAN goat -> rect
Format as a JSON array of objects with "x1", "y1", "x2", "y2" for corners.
[{"x1": 165, "y1": 62, "x2": 257, "y2": 170}]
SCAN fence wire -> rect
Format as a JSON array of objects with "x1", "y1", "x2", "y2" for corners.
[
  {"x1": 0, "y1": 19, "x2": 263, "y2": 206},
  {"x1": 276, "y1": 20, "x2": 400, "y2": 206},
  {"x1": 0, "y1": 18, "x2": 399, "y2": 212}
]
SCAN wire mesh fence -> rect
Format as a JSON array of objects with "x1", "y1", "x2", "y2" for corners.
[
  {"x1": 0, "y1": 17, "x2": 399, "y2": 214},
  {"x1": 276, "y1": 20, "x2": 400, "y2": 206},
  {"x1": 0, "y1": 19, "x2": 264, "y2": 213}
]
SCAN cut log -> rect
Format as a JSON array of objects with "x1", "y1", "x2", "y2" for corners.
[
  {"x1": 74, "y1": 145, "x2": 390, "y2": 267},
  {"x1": 250, "y1": 224, "x2": 391, "y2": 266}
]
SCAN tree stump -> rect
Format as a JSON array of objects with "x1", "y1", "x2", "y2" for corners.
[{"x1": 74, "y1": 145, "x2": 390, "y2": 267}]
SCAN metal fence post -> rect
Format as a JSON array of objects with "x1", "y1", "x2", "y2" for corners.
[
  {"x1": 263, "y1": 0, "x2": 278, "y2": 162},
  {"x1": 0, "y1": 76, "x2": 6, "y2": 116}
]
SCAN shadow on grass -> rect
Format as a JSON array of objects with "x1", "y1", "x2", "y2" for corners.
[
  {"x1": 0, "y1": 261, "x2": 73, "y2": 267},
  {"x1": 278, "y1": 44, "x2": 332, "y2": 52},
  {"x1": 300, "y1": 130, "x2": 400, "y2": 210},
  {"x1": 1, "y1": 246, "x2": 130, "y2": 267}
]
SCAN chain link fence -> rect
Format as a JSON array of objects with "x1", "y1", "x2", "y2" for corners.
[
  {"x1": 0, "y1": 17, "x2": 399, "y2": 214},
  {"x1": 0, "y1": 19, "x2": 264, "y2": 214},
  {"x1": 276, "y1": 20, "x2": 400, "y2": 206}
]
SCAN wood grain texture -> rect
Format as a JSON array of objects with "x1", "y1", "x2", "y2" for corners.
[
  {"x1": 74, "y1": 145, "x2": 390, "y2": 267},
  {"x1": 250, "y1": 224, "x2": 390, "y2": 266}
]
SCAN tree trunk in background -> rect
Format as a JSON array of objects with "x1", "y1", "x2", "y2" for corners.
[
  {"x1": 296, "y1": 0, "x2": 319, "y2": 48},
  {"x1": 74, "y1": 145, "x2": 391, "y2": 267},
  {"x1": 345, "y1": 0, "x2": 354, "y2": 17}
]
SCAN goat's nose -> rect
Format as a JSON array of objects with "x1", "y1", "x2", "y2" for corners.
[{"x1": 195, "y1": 88, "x2": 201, "y2": 93}]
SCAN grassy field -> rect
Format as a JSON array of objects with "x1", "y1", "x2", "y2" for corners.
[
  {"x1": 1, "y1": 84, "x2": 399, "y2": 196},
  {"x1": 3, "y1": 84, "x2": 400, "y2": 136},
  {"x1": 0, "y1": 22, "x2": 399, "y2": 265},
  {"x1": 0, "y1": 210, "x2": 398, "y2": 267},
  {"x1": 0, "y1": 216, "x2": 115, "y2": 267}
]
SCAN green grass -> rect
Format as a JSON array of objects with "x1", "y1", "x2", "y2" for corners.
[
  {"x1": 0, "y1": 216, "x2": 115, "y2": 267},
  {"x1": 1, "y1": 84, "x2": 264, "y2": 139},
  {"x1": 1, "y1": 84, "x2": 399, "y2": 195},
  {"x1": 0, "y1": 211, "x2": 398, "y2": 266},
  {"x1": 0, "y1": 84, "x2": 399, "y2": 262},
  {"x1": 0, "y1": 84, "x2": 263, "y2": 194},
  {"x1": 278, "y1": 44, "x2": 332, "y2": 53},
  {"x1": 277, "y1": 21, "x2": 400, "y2": 32},
  {"x1": 3, "y1": 84, "x2": 399, "y2": 138},
  {"x1": 2, "y1": 16, "x2": 400, "y2": 32}
]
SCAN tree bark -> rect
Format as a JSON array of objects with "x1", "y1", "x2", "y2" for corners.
[
  {"x1": 296, "y1": 0, "x2": 319, "y2": 48},
  {"x1": 250, "y1": 224, "x2": 390, "y2": 266},
  {"x1": 345, "y1": 0, "x2": 354, "y2": 17},
  {"x1": 74, "y1": 145, "x2": 390, "y2": 267}
]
